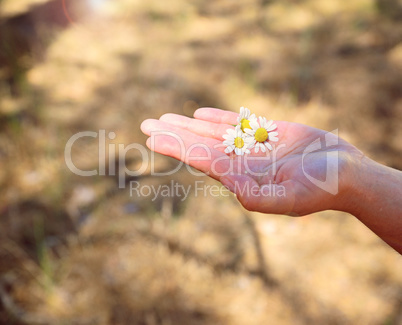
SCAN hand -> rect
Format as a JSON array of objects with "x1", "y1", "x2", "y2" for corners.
[{"x1": 141, "y1": 108, "x2": 363, "y2": 216}]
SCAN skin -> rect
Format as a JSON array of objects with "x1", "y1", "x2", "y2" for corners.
[{"x1": 141, "y1": 107, "x2": 402, "y2": 254}]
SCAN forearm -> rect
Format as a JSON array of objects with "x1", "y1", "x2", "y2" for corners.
[{"x1": 340, "y1": 155, "x2": 402, "y2": 253}]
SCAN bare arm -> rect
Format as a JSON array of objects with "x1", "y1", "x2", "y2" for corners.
[
  {"x1": 141, "y1": 108, "x2": 402, "y2": 254},
  {"x1": 339, "y1": 156, "x2": 402, "y2": 253}
]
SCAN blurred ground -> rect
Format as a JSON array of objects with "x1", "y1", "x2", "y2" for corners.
[{"x1": 0, "y1": 0, "x2": 401, "y2": 324}]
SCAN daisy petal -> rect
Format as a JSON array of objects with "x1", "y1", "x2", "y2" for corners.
[
  {"x1": 249, "y1": 120, "x2": 259, "y2": 129},
  {"x1": 244, "y1": 137, "x2": 255, "y2": 144},
  {"x1": 227, "y1": 128, "x2": 236, "y2": 136},
  {"x1": 267, "y1": 123, "x2": 277, "y2": 132},
  {"x1": 244, "y1": 129, "x2": 254, "y2": 136}
]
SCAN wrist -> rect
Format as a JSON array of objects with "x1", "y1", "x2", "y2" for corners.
[
  {"x1": 332, "y1": 148, "x2": 366, "y2": 214},
  {"x1": 336, "y1": 151, "x2": 402, "y2": 217},
  {"x1": 336, "y1": 153, "x2": 402, "y2": 252}
]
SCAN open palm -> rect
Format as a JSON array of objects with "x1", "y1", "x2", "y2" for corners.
[{"x1": 141, "y1": 108, "x2": 360, "y2": 216}]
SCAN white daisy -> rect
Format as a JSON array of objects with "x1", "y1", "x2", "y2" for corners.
[
  {"x1": 223, "y1": 125, "x2": 253, "y2": 156},
  {"x1": 245, "y1": 116, "x2": 278, "y2": 153},
  {"x1": 237, "y1": 106, "x2": 257, "y2": 132}
]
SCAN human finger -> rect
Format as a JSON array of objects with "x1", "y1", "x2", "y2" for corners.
[
  {"x1": 141, "y1": 119, "x2": 224, "y2": 149},
  {"x1": 159, "y1": 113, "x2": 234, "y2": 140},
  {"x1": 194, "y1": 107, "x2": 238, "y2": 125},
  {"x1": 141, "y1": 119, "x2": 232, "y2": 179},
  {"x1": 194, "y1": 108, "x2": 288, "y2": 142}
]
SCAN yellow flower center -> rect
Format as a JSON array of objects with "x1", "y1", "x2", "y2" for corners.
[
  {"x1": 255, "y1": 128, "x2": 268, "y2": 142},
  {"x1": 234, "y1": 136, "x2": 244, "y2": 148},
  {"x1": 240, "y1": 118, "x2": 251, "y2": 131}
]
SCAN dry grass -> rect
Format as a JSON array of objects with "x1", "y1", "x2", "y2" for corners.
[{"x1": 0, "y1": 0, "x2": 402, "y2": 324}]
